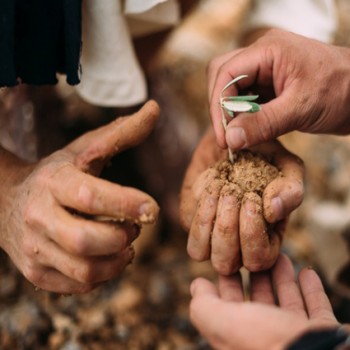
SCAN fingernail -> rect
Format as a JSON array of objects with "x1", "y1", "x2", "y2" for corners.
[
  {"x1": 271, "y1": 197, "x2": 284, "y2": 221},
  {"x1": 126, "y1": 246, "x2": 135, "y2": 264},
  {"x1": 226, "y1": 127, "x2": 247, "y2": 150},
  {"x1": 138, "y1": 202, "x2": 157, "y2": 224}
]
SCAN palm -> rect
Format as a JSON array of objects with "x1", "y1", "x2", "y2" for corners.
[{"x1": 190, "y1": 254, "x2": 339, "y2": 350}]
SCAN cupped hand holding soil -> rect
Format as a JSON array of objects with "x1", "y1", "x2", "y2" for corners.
[{"x1": 180, "y1": 128, "x2": 304, "y2": 274}]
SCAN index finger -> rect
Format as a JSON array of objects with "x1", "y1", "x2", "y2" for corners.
[
  {"x1": 209, "y1": 46, "x2": 265, "y2": 149},
  {"x1": 53, "y1": 165, "x2": 159, "y2": 224}
]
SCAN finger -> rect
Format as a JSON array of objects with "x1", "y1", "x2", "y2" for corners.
[
  {"x1": 190, "y1": 277, "x2": 220, "y2": 298},
  {"x1": 46, "y1": 205, "x2": 140, "y2": 256},
  {"x1": 218, "y1": 273, "x2": 244, "y2": 302},
  {"x1": 52, "y1": 167, "x2": 159, "y2": 224},
  {"x1": 240, "y1": 193, "x2": 281, "y2": 271},
  {"x1": 67, "y1": 100, "x2": 160, "y2": 168},
  {"x1": 27, "y1": 265, "x2": 101, "y2": 294},
  {"x1": 272, "y1": 254, "x2": 307, "y2": 318},
  {"x1": 250, "y1": 270, "x2": 275, "y2": 305},
  {"x1": 180, "y1": 128, "x2": 226, "y2": 230},
  {"x1": 225, "y1": 89, "x2": 301, "y2": 151},
  {"x1": 256, "y1": 141, "x2": 305, "y2": 223},
  {"x1": 190, "y1": 278, "x2": 226, "y2": 344},
  {"x1": 37, "y1": 238, "x2": 134, "y2": 285},
  {"x1": 180, "y1": 167, "x2": 219, "y2": 231},
  {"x1": 299, "y1": 267, "x2": 338, "y2": 324},
  {"x1": 187, "y1": 177, "x2": 224, "y2": 261},
  {"x1": 211, "y1": 183, "x2": 242, "y2": 275},
  {"x1": 207, "y1": 50, "x2": 242, "y2": 102},
  {"x1": 208, "y1": 49, "x2": 254, "y2": 148}
]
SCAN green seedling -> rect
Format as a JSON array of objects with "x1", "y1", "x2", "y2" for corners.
[{"x1": 220, "y1": 75, "x2": 261, "y2": 162}]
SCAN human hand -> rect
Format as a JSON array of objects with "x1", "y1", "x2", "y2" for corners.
[
  {"x1": 180, "y1": 128, "x2": 304, "y2": 274},
  {"x1": 208, "y1": 29, "x2": 350, "y2": 149},
  {"x1": 0, "y1": 100, "x2": 160, "y2": 294},
  {"x1": 190, "y1": 254, "x2": 339, "y2": 350}
]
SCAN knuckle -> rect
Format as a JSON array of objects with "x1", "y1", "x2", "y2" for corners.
[
  {"x1": 255, "y1": 110, "x2": 277, "y2": 143},
  {"x1": 22, "y1": 239, "x2": 37, "y2": 259},
  {"x1": 23, "y1": 204, "x2": 42, "y2": 228},
  {"x1": 75, "y1": 263, "x2": 96, "y2": 284},
  {"x1": 244, "y1": 256, "x2": 275, "y2": 272},
  {"x1": 214, "y1": 221, "x2": 231, "y2": 236},
  {"x1": 77, "y1": 183, "x2": 98, "y2": 213},
  {"x1": 213, "y1": 260, "x2": 240, "y2": 275},
  {"x1": 33, "y1": 165, "x2": 52, "y2": 187},
  {"x1": 293, "y1": 184, "x2": 305, "y2": 205},
  {"x1": 22, "y1": 263, "x2": 42, "y2": 285},
  {"x1": 198, "y1": 216, "x2": 212, "y2": 228},
  {"x1": 65, "y1": 228, "x2": 89, "y2": 255}
]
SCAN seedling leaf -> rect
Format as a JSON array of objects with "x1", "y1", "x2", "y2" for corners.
[
  {"x1": 222, "y1": 95, "x2": 259, "y2": 102},
  {"x1": 222, "y1": 100, "x2": 254, "y2": 113},
  {"x1": 221, "y1": 74, "x2": 248, "y2": 94},
  {"x1": 219, "y1": 74, "x2": 261, "y2": 164}
]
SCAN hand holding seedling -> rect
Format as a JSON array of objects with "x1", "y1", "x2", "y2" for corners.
[
  {"x1": 0, "y1": 100, "x2": 160, "y2": 294},
  {"x1": 180, "y1": 128, "x2": 304, "y2": 274},
  {"x1": 208, "y1": 29, "x2": 350, "y2": 149}
]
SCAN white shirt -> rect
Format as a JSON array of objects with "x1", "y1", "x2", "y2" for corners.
[
  {"x1": 76, "y1": 0, "x2": 180, "y2": 107},
  {"x1": 76, "y1": 0, "x2": 337, "y2": 107},
  {"x1": 245, "y1": 0, "x2": 337, "y2": 43}
]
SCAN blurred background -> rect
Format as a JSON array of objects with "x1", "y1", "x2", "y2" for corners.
[{"x1": 1, "y1": 0, "x2": 350, "y2": 348}]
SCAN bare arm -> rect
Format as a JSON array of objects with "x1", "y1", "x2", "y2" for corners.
[{"x1": 0, "y1": 100, "x2": 160, "y2": 294}]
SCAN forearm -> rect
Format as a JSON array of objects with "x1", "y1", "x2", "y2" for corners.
[
  {"x1": 0, "y1": 146, "x2": 32, "y2": 189},
  {"x1": 0, "y1": 146, "x2": 32, "y2": 246}
]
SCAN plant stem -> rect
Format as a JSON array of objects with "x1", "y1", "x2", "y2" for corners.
[{"x1": 221, "y1": 104, "x2": 235, "y2": 163}]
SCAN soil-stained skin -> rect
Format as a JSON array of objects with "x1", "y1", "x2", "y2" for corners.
[
  {"x1": 203, "y1": 150, "x2": 283, "y2": 274},
  {"x1": 214, "y1": 151, "x2": 281, "y2": 203}
]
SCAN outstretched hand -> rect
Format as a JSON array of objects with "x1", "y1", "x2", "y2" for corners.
[
  {"x1": 190, "y1": 254, "x2": 339, "y2": 350},
  {"x1": 180, "y1": 128, "x2": 304, "y2": 274},
  {"x1": 208, "y1": 29, "x2": 350, "y2": 150},
  {"x1": 0, "y1": 100, "x2": 160, "y2": 294}
]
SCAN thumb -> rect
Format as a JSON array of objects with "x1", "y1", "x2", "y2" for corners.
[
  {"x1": 67, "y1": 100, "x2": 160, "y2": 166},
  {"x1": 190, "y1": 277, "x2": 219, "y2": 298},
  {"x1": 225, "y1": 93, "x2": 298, "y2": 150}
]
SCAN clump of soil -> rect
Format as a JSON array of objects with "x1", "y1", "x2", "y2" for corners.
[{"x1": 215, "y1": 150, "x2": 281, "y2": 202}]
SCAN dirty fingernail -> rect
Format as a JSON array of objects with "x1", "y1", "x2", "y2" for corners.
[
  {"x1": 226, "y1": 127, "x2": 247, "y2": 150},
  {"x1": 139, "y1": 202, "x2": 158, "y2": 224},
  {"x1": 271, "y1": 197, "x2": 284, "y2": 221},
  {"x1": 126, "y1": 246, "x2": 135, "y2": 264}
]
